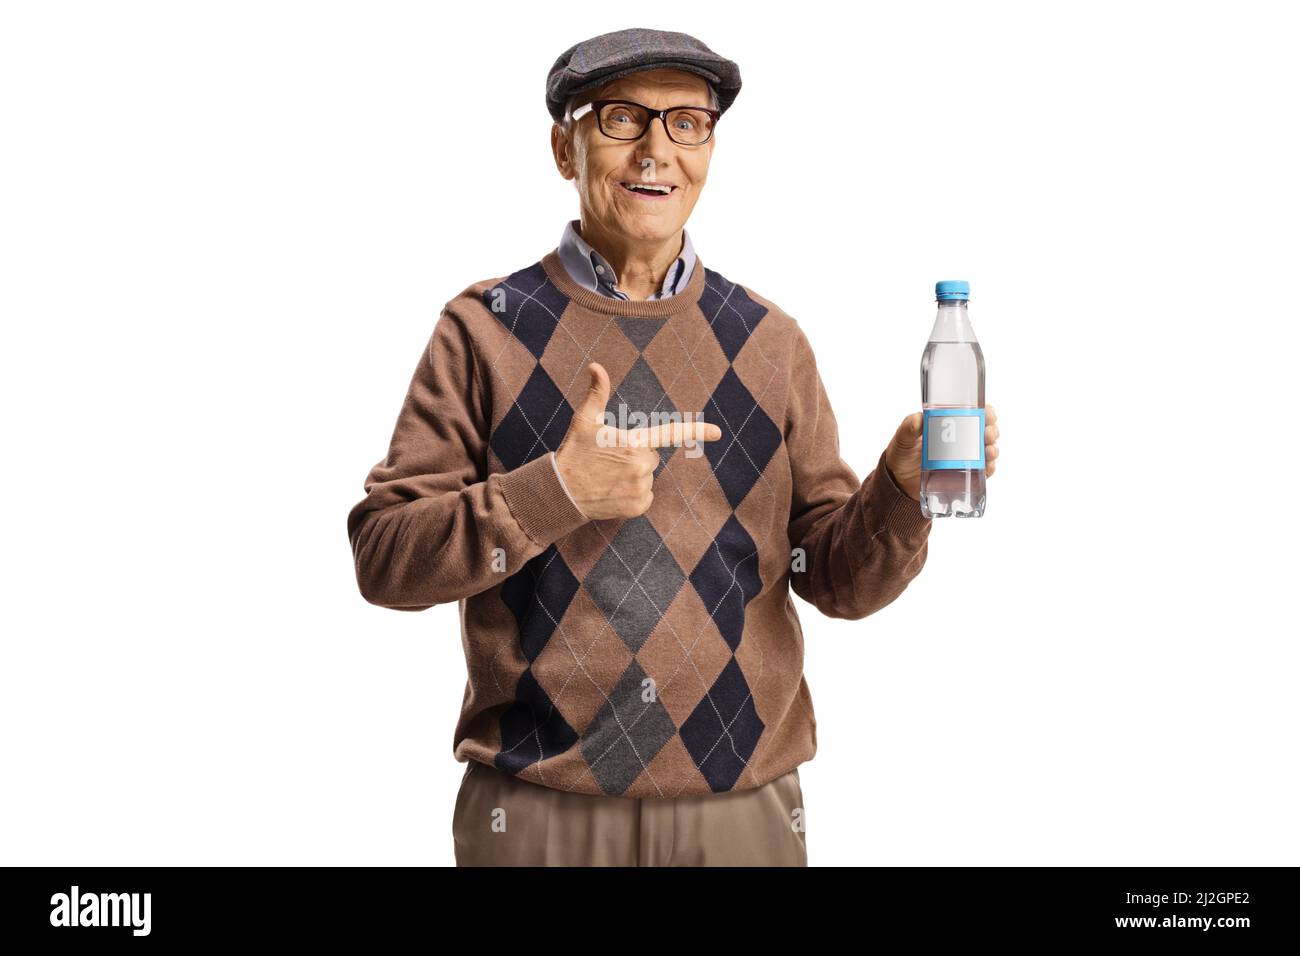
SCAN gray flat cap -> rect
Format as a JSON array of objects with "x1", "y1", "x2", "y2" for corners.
[{"x1": 546, "y1": 27, "x2": 742, "y2": 122}]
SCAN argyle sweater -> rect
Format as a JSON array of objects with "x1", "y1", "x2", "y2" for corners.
[{"x1": 346, "y1": 247, "x2": 933, "y2": 798}]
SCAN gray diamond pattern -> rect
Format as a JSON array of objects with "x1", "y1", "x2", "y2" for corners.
[
  {"x1": 615, "y1": 315, "x2": 665, "y2": 352},
  {"x1": 610, "y1": 354, "x2": 679, "y2": 475},
  {"x1": 579, "y1": 658, "x2": 678, "y2": 795},
  {"x1": 583, "y1": 514, "x2": 686, "y2": 653}
]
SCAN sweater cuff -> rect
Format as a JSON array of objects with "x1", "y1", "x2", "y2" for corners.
[
  {"x1": 868, "y1": 449, "x2": 933, "y2": 540},
  {"x1": 497, "y1": 451, "x2": 590, "y2": 546}
]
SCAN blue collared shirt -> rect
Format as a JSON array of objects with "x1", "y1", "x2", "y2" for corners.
[{"x1": 556, "y1": 219, "x2": 696, "y2": 300}]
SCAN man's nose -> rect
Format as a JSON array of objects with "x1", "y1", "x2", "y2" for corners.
[{"x1": 633, "y1": 115, "x2": 675, "y2": 166}]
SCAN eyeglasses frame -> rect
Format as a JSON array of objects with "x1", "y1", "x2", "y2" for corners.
[{"x1": 570, "y1": 98, "x2": 721, "y2": 146}]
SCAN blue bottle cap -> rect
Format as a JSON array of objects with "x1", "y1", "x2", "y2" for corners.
[{"x1": 936, "y1": 280, "x2": 970, "y2": 300}]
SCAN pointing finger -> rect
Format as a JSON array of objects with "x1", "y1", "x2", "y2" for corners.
[{"x1": 628, "y1": 419, "x2": 723, "y2": 449}]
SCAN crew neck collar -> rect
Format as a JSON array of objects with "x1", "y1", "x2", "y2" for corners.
[{"x1": 542, "y1": 247, "x2": 705, "y2": 318}]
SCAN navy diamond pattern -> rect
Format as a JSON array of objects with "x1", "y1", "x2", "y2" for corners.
[
  {"x1": 689, "y1": 514, "x2": 762, "y2": 651},
  {"x1": 700, "y1": 268, "x2": 769, "y2": 362},
  {"x1": 500, "y1": 544, "x2": 581, "y2": 663},
  {"x1": 483, "y1": 262, "x2": 568, "y2": 360},
  {"x1": 495, "y1": 667, "x2": 579, "y2": 776},
  {"x1": 489, "y1": 364, "x2": 572, "y2": 470},
  {"x1": 679, "y1": 657, "x2": 766, "y2": 792},
  {"x1": 704, "y1": 367, "x2": 783, "y2": 510}
]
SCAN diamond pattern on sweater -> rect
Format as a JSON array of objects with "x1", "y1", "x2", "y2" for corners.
[
  {"x1": 584, "y1": 515, "x2": 686, "y2": 654},
  {"x1": 488, "y1": 364, "x2": 572, "y2": 471},
  {"x1": 688, "y1": 514, "x2": 762, "y2": 652},
  {"x1": 482, "y1": 262, "x2": 568, "y2": 360},
  {"x1": 609, "y1": 354, "x2": 678, "y2": 476},
  {"x1": 495, "y1": 667, "x2": 579, "y2": 776},
  {"x1": 699, "y1": 270, "x2": 769, "y2": 361},
  {"x1": 679, "y1": 656, "x2": 766, "y2": 792},
  {"x1": 579, "y1": 658, "x2": 678, "y2": 796},
  {"x1": 500, "y1": 545, "x2": 581, "y2": 663},
  {"x1": 704, "y1": 366, "x2": 783, "y2": 510},
  {"x1": 485, "y1": 260, "x2": 784, "y2": 796},
  {"x1": 615, "y1": 314, "x2": 665, "y2": 352}
]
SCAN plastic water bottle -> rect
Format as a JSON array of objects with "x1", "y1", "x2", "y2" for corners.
[{"x1": 920, "y1": 280, "x2": 986, "y2": 517}]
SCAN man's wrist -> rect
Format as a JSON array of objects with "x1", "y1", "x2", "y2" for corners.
[
  {"x1": 884, "y1": 459, "x2": 920, "y2": 502},
  {"x1": 550, "y1": 451, "x2": 586, "y2": 515},
  {"x1": 875, "y1": 450, "x2": 931, "y2": 536}
]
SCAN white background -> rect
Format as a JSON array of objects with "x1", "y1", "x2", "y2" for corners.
[{"x1": 2, "y1": 0, "x2": 1296, "y2": 866}]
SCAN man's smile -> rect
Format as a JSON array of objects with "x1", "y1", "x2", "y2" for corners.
[{"x1": 617, "y1": 180, "x2": 678, "y2": 201}]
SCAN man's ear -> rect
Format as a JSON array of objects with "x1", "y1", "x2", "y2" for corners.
[{"x1": 551, "y1": 122, "x2": 576, "y2": 181}]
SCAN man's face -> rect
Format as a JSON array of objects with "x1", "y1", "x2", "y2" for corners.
[{"x1": 552, "y1": 68, "x2": 715, "y2": 244}]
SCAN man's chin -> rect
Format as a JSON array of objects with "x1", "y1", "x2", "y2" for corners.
[{"x1": 607, "y1": 215, "x2": 686, "y2": 242}]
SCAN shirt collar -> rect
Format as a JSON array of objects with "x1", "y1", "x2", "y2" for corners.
[{"x1": 557, "y1": 219, "x2": 696, "y2": 301}]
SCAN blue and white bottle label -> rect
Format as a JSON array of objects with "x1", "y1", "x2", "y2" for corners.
[{"x1": 922, "y1": 407, "x2": 985, "y2": 470}]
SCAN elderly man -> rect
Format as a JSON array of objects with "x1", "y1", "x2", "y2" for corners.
[{"x1": 347, "y1": 27, "x2": 1000, "y2": 867}]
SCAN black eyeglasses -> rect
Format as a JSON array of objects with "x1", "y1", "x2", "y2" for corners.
[{"x1": 571, "y1": 99, "x2": 720, "y2": 146}]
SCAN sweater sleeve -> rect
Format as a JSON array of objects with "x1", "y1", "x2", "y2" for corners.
[
  {"x1": 785, "y1": 319, "x2": 933, "y2": 620},
  {"x1": 347, "y1": 303, "x2": 590, "y2": 610}
]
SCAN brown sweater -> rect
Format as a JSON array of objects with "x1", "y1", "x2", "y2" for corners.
[{"x1": 346, "y1": 248, "x2": 933, "y2": 798}]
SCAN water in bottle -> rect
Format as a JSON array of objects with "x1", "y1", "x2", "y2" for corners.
[{"x1": 920, "y1": 280, "x2": 986, "y2": 517}]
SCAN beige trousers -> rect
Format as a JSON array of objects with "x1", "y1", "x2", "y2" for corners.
[{"x1": 452, "y1": 760, "x2": 808, "y2": 866}]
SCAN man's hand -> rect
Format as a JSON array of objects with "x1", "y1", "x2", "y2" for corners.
[
  {"x1": 884, "y1": 404, "x2": 1000, "y2": 501},
  {"x1": 555, "y1": 362, "x2": 723, "y2": 521}
]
